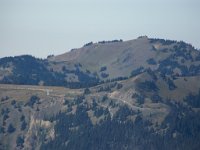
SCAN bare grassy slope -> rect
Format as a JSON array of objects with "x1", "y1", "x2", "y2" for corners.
[
  {"x1": 49, "y1": 36, "x2": 200, "y2": 80},
  {"x1": 49, "y1": 37, "x2": 156, "y2": 78}
]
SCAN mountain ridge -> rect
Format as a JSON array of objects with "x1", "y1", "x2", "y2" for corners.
[{"x1": 1, "y1": 36, "x2": 200, "y2": 88}]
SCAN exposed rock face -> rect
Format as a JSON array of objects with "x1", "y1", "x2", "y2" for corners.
[{"x1": 24, "y1": 116, "x2": 55, "y2": 150}]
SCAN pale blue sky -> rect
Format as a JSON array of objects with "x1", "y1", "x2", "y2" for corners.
[{"x1": 0, "y1": 0, "x2": 200, "y2": 58}]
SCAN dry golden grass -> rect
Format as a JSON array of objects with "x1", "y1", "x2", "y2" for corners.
[{"x1": 0, "y1": 84, "x2": 82, "y2": 102}]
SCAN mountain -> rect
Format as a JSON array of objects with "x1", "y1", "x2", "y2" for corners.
[
  {"x1": 0, "y1": 36, "x2": 200, "y2": 150},
  {"x1": 1, "y1": 36, "x2": 200, "y2": 87},
  {"x1": 45, "y1": 36, "x2": 200, "y2": 81}
]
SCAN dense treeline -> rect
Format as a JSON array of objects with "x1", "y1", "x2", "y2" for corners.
[
  {"x1": 0, "y1": 55, "x2": 65, "y2": 86},
  {"x1": 184, "y1": 90, "x2": 200, "y2": 108},
  {"x1": 0, "y1": 55, "x2": 99, "y2": 88},
  {"x1": 40, "y1": 96, "x2": 200, "y2": 150}
]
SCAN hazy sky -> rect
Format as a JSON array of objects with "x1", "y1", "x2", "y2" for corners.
[{"x1": 0, "y1": 0, "x2": 200, "y2": 58}]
